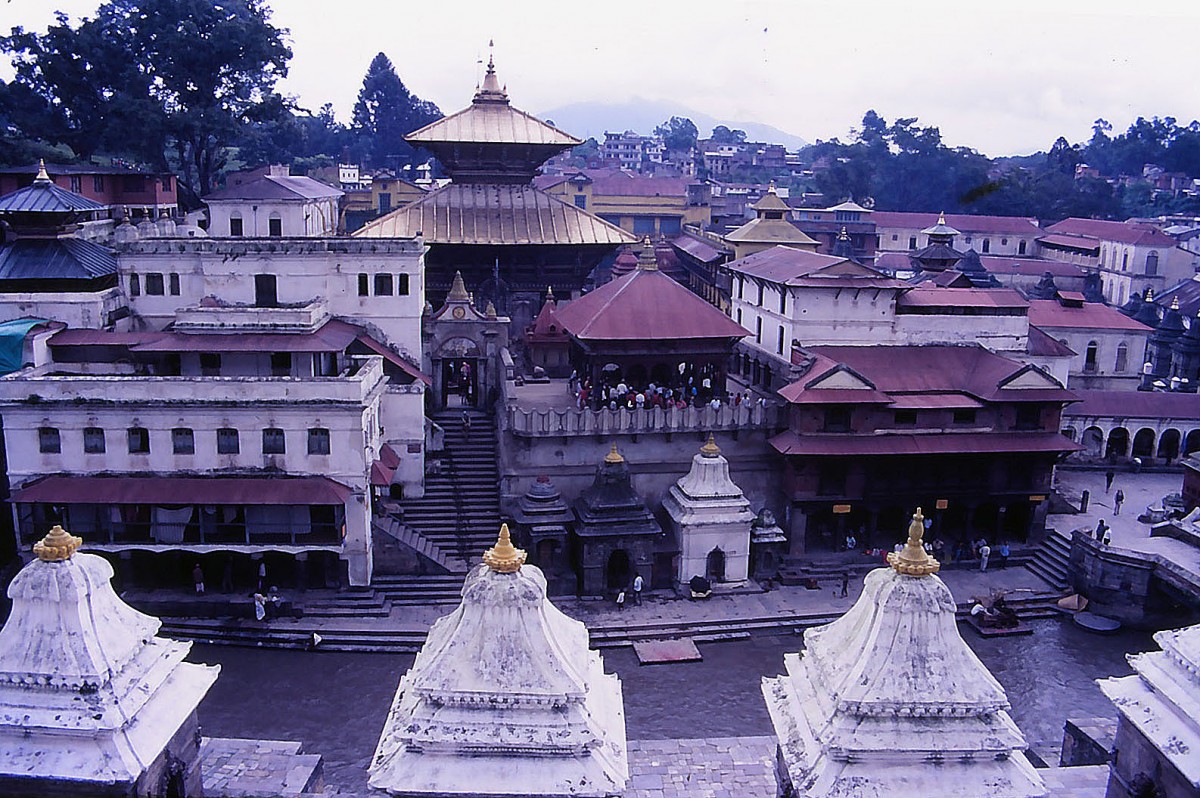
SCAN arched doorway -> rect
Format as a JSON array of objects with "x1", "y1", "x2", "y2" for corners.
[
  {"x1": 1082, "y1": 427, "x2": 1104, "y2": 457},
  {"x1": 1187, "y1": 429, "x2": 1200, "y2": 455},
  {"x1": 436, "y1": 337, "x2": 482, "y2": 408},
  {"x1": 1157, "y1": 429, "x2": 1182, "y2": 461},
  {"x1": 1106, "y1": 428, "x2": 1130, "y2": 458},
  {"x1": 706, "y1": 547, "x2": 726, "y2": 582},
  {"x1": 1132, "y1": 428, "x2": 1156, "y2": 458},
  {"x1": 606, "y1": 550, "x2": 631, "y2": 592}
]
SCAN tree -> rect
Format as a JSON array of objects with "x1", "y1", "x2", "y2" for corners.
[
  {"x1": 654, "y1": 116, "x2": 698, "y2": 152},
  {"x1": 710, "y1": 125, "x2": 746, "y2": 144},
  {"x1": 2, "y1": 0, "x2": 293, "y2": 194},
  {"x1": 351, "y1": 52, "x2": 441, "y2": 169}
]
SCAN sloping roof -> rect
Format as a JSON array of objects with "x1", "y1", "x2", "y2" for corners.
[
  {"x1": 1027, "y1": 325, "x2": 1077, "y2": 357},
  {"x1": 671, "y1": 231, "x2": 730, "y2": 263},
  {"x1": 554, "y1": 267, "x2": 748, "y2": 341},
  {"x1": 352, "y1": 183, "x2": 635, "y2": 245},
  {"x1": 1027, "y1": 299, "x2": 1154, "y2": 331},
  {"x1": 897, "y1": 287, "x2": 1028, "y2": 310},
  {"x1": 724, "y1": 217, "x2": 819, "y2": 246},
  {"x1": 0, "y1": 238, "x2": 117, "y2": 281},
  {"x1": 727, "y1": 245, "x2": 906, "y2": 288},
  {"x1": 770, "y1": 430, "x2": 1079, "y2": 456},
  {"x1": 1155, "y1": 279, "x2": 1200, "y2": 317},
  {"x1": 1036, "y1": 232, "x2": 1101, "y2": 252},
  {"x1": 11, "y1": 475, "x2": 352, "y2": 505},
  {"x1": 1065, "y1": 390, "x2": 1200, "y2": 420},
  {"x1": 0, "y1": 180, "x2": 106, "y2": 213},
  {"x1": 204, "y1": 175, "x2": 343, "y2": 202},
  {"x1": 871, "y1": 212, "x2": 1040, "y2": 235},
  {"x1": 978, "y1": 255, "x2": 1085, "y2": 278},
  {"x1": 406, "y1": 76, "x2": 580, "y2": 147},
  {"x1": 1047, "y1": 218, "x2": 1177, "y2": 247}
]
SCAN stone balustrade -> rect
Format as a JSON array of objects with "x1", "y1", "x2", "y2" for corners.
[{"x1": 506, "y1": 400, "x2": 779, "y2": 437}]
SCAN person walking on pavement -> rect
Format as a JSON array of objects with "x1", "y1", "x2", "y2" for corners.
[
  {"x1": 632, "y1": 573, "x2": 643, "y2": 606},
  {"x1": 1105, "y1": 469, "x2": 1115, "y2": 493},
  {"x1": 192, "y1": 563, "x2": 205, "y2": 595},
  {"x1": 616, "y1": 590, "x2": 626, "y2": 610},
  {"x1": 1114, "y1": 489, "x2": 1125, "y2": 516},
  {"x1": 979, "y1": 543, "x2": 992, "y2": 573},
  {"x1": 839, "y1": 571, "x2": 850, "y2": 598}
]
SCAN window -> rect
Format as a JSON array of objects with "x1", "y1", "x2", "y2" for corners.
[
  {"x1": 737, "y1": 278, "x2": 744, "y2": 299},
  {"x1": 1122, "y1": 252, "x2": 1129, "y2": 270},
  {"x1": 1018, "y1": 240, "x2": 1027, "y2": 255},
  {"x1": 891, "y1": 233, "x2": 898, "y2": 241},
  {"x1": 1146, "y1": 251, "x2": 1159, "y2": 276},
  {"x1": 1001, "y1": 238, "x2": 1008, "y2": 246},
  {"x1": 378, "y1": 192, "x2": 392, "y2": 213},
  {"x1": 122, "y1": 175, "x2": 145, "y2": 192},
  {"x1": 1084, "y1": 341, "x2": 1099, "y2": 372},
  {"x1": 908, "y1": 236, "x2": 917, "y2": 249},
  {"x1": 127, "y1": 427, "x2": 150, "y2": 454},
  {"x1": 981, "y1": 238, "x2": 990, "y2": 253},
  {"x1": 659, "y1": 217, "x2": 681, "y2": 235},
  {"x1": 161, "y1": 175, "x2": 172, "y2": 192},
  {"x1": 268, "y1": 214, "x2": 282, "y2": 237},
  {"x1": 229, "y1": 216, "x2": 244, "y2": 237},
  {"x1": 69, "y1": 176, "x2": 82, "y2": 193},
  {"x1": 397, "y1": 273, "x2": 410, "y2": 296},
  {"x1": 262, "y1": 427, "x2": 286, "y2": 454},
  {"x1": 93, "y1": 175, "x2": 104, "y2": 192},
  {"x1": 308, "y1": 427, "x2": 331, "y2": 455},
  {"x1": 953, "y1": 409, "x2": 977, "y2": 425},
  {"x1": 38, "y1": 427, "x2": 61, "y2": 454},
  {"x1": 1115, "y1": 342, "x2": 1129, "y2": 373},
  {"x1": 776, "y1": 326, "x2": 785, "y2": 355},
  {"x1": 83, "y1": 427, "x2": 105, "y2": 453},
  {"x1": 823, "y1": 406, "x2": 851, "y2": 433},
  {"x1": 779, "y1": 289, "x2": 787, "y2": 314},
  {"x1": 200, "y1": 353, "x2": 221, "y2": 376},
  {"x1": 129, "y1": 274, "x2": 141, "y2": 296},
  {"x1": 375, "y1": 273, "x2": 393, "y2": 296},
  {"x1": 270, "y1": 352, "x2": 291, "y2": 377},
  {"x1": 168, "y1": 273, "x2": 180, "y2": 295},
  {"x1": 217, "y1": 428, "x2": 240, "y2": 454},
  {"x1": 573, "y1": 194, "x2": 587, "y2": 209},
  {"x1": 172, "y1": 427, "x2": 195, "y2": 454},
  {"x1": 358, "y1": 274, "x2": 369, "y2": 296},
  {"x1": 755, "y1": 316, "x2": 762, "y2": 344},
  {"x1": 145, "y1": 273, "x2": 165, "y2": 295},
  {"x1": 893, "y1": 410, "x2": 918, "y2": 426},
  {"x1": 757, "y1": 284, "x2": 764, "y2": 305},
  {"x1": 736, "y1": 307, "x2": 742, "y2": 324},
  {"x1": 254, "y1": 274, "x2": 278, "y2": 307},
  {"x1": 633, "y1": 217, "x2": 656, "y2": 236},
  {"x1": 1015, "y1": 405, "x2": 1041, "y2": 431}
]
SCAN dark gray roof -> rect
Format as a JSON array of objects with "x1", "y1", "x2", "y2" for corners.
[
  {"x1": 0, "y1": 238, "x2": 118, "y2": 281},
  {"x1": 203, "y1": 175, "x2": 343, "y2": 202},
  {"x1": 0, "y1": 181, "x2": 106, "y2": 214}
]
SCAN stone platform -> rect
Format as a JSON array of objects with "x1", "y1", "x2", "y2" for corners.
[
  {"x1": 200, "y1": 737, "x2": 324, "y2": 797},
  {"x1": 627, "y1": 736, "x2": 776, "y2": 798}
]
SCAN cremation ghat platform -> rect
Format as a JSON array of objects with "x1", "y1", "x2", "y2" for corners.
[{"x1": 634, "y1": 638, "x2": 702, "y2": 664}]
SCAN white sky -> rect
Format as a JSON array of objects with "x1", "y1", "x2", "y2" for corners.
[{"x1": 2, "y1": 0, "x2": 1198, "y2": 156}]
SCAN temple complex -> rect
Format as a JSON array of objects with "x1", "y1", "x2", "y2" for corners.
[
  {"x1": 663, "y1": 435, "x2": 755, "y2": 587},
  {"x1": 723, "y1": 184, "x2": 819, "y2": 260},
  {"x1": 1098, "y1": 622, "x2": 1200, "y2": 798},
  {"x1": 511, "y1": 474, "x2": 576, "y2": 595},
  {"x1": 369, "y1": 524, "x2": 628, "y2": 796},
  {"x1": 354, "y1": 55, "x2": 635, "y2": 331},
  {"x1": 0, "y1": 527, "x2": 218, "y2": 797},
  {"x1": 762, "y1": 509, "x2": 1047, "y2": 798}
]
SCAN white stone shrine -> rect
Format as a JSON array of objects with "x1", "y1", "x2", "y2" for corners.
[
  {"x1": 663, "y1": 435, "x2": 754, "y2": 586},
  {"x1": 369, "y1": 524, "x2": 628, "y2": 797},
  {"x1": 1098, "y1": 622, "x2": 1200, "y2": 797},
  {"x1": 761, "y1": 508, "x2": 1047, "y2": 798},
  {"x1": 0, "y1": 526, "x2": 219, "y2": 797}
]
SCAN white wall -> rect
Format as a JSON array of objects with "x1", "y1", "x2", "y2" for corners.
[
  {"x1": 0, "y1": 288, "x2": 129, "y2": 331},
  {"x1": 207, "y1": 197, "x2": 339, "y2": 238}
]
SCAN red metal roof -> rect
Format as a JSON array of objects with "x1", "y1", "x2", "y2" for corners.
[
  {"x1": 672, "y1": 232, "x2": 729, "y2": 263},
  {"x1": 11, "y1": 475, "x2": 352, "y2": 505},
  {"x1": 371, "y1": 443, "x2": 401, "y2": 487},
  {"x1": 350, "y1": 334, "x2": 432, "y2": 385},
  {"x1": 1065, "y1": 390, "x2": 1200, "y2": 420},
  {"x1": 1036, "y1": 233, "x2": 1100, "y2": 252},
  {"x1": 1047, "y1": 218, "x2": 1176, "y2": 247},
  {"x1": 727, "y1": 245, "x2": 905, "y2": 288},
  {"x1": 1027, "y1": 299, "x2": 1153, "y2": 331},
  {"x1": 888, "y1": 393, "x2": 984, "y2": 409},
  {"x1": 770, "y1": 430, "x2": 1079, "y2": 456},
  {"x1": 554, "y1": 267, "x2": 748, "y2": 341},
  {"x1": 898, "y1": 287, "x2": 1029, "y2": 309},
  {"x1": 1027, "y1": 325, "x2": 1077, "y2": 357},
  {"x1": 978, "y1": 256, "x2": 1085, "y2": 278},
  {"x1": 871, "y1": 212, "x2": 1041, "y2": 235}
]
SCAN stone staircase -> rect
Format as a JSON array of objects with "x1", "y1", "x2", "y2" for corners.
[
  {"x1": 1025, "y1": 528, "x2": 1073, "y2": 592},
  {"x1": 371, "y1": 574, "x2": 465, "y2": 606},
  {"x1": 302, "y1": 589, "x2": 390, "y2": 619}
]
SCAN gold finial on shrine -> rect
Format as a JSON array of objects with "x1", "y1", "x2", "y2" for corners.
[
  {"x1": 700, "y1": 433, "x2": 721, "y2": 457},
  {"x1": 34, "y1": 525, "x2": 82, "y2": 562},
  {"x1": 637, "y1": 237, "x2": 658, "y2": 270},
  {"x1": 767, "y1": 179, "x2": 777, "y2": 194},
  {"x1": 936, "y1": 211, "x2": 947, "y2": 226},
  {"x1": 1171, "y1": 296, "x2": 1181, "y2": 311},
  {"x1": 886, "y1": 507, "x2": 940, "y2": 577},
  {"x1": 34, "y1": 159, "x2": 51, "y2": 183},
  {"x1": 484, "y1": 300, "x2": 497, "y2": 320},
  {"x1": 546, "y1": 285, "x2": 554, "y2": 301},
  {"x1": 483, "y1": 523, "x2": 525, "y2": 574},
  {"x1": 447, "y1": 271, "x2": 470, "y2": 302},
  {"x1": 604, "y1": 442, "x2": 624, "y2": 464}
]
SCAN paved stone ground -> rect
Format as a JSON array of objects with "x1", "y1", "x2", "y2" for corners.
[
  {"x1": 627, "y1": 737, "x2": 776, "y2": 798},
  {"x1": 1040, "y1": 764, "x2": 1111, "y2": 798},
  {"x1": 200, "y1": 737, "x2": 323, "y2": 797}
]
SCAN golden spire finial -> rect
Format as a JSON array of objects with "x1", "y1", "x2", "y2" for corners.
[
  {"x1": 1171, "y1": 296, "x2": 1181, "y2": 311},
  {"x1": 35, "y1": 159, "x2": 51, "y2": 183},
  {"x1": 768, "y1": 180, "x2": 777, "y2": 194},
  {"x1": 546, "y1": 285, "x2": 554, "y2": 301},
  {"x1": 482, "y1": 523, "x2": 526, "y2": 574},
  {"x1": 886, "y1": 507, "x2": 940, "y2": 577},
  {"x1": 1145, "y1": 287, "x2": 1154, "y2": 301},
  {"x1": 637, "y1": 237, "x2": 658, "y2": 270},
  {"x1": 447, "y1": 271, "x2": 470, "y2": 302},
  {"x1": 34, "y1": 525, "x2": 82, "y2": 562},
  {"x1": 484, "y1": 300, "x2": 497, "y2": 319},
  {"x1": 604, "y1": 442, "x2": 624, "y2": 464},
  {"x1": 936, "y1": 211, "x2": 947, "y2": 226},
  {"x1": 700, "y1": 433, "x2": 721, "y2": 457}
]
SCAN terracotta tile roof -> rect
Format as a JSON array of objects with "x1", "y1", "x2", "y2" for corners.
[
  {"x1": 897, "y1": 287, "x2": 1029, "y2": 309},
  {"x1": 352, "y1": 183, "x2": 635, "y2": 245},
  {"x1": 554, "y1": 267, "x2": 748, "y2": 341},
  {"x1": 871, "y1": 211, "x2": 1041, "y2": 235},
  {"x1": 1065, "y1": 390, "x2": 1200, "y2": 420},
  {"x1": 978, "y1": 256, "x2": 1085, "y2": 278},
  {"x1": 727, "y1": 245, "x2": 906, "y2": 288},
  {"x1": 1027, "y1": 299, "x2": 1154, "y2": 331},
  {"x1": 1046, "y1": 218, "x2": 1177, "y2": 247},
  {"x1": 770, "y1": 430, "x2": 1079, "y2": 456}
]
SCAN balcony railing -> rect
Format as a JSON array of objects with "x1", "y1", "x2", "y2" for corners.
[{"x1": 506, "y1": 400, "x2": 779, "y2": 437}]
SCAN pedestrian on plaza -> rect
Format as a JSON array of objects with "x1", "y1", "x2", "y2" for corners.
[
  {"x1": 1095, "y1": 519, "x2": 1107, "y2": 539},
  {"x1": 997, "y1": 541, "x2": 1010, "y2": 569},
  {"x1": 632, "y1": 573, "x2": 644, "y2": 606},
  {"x1": 616, "y1": 590, "x2": 626, "y2": 610},
  {"x1": 839, "y1": 571, "x2": 849, "y2": 598},
  {"x1": 1114, "y1": 489, "x2": 1125, "y2": 516},
  {"x1": 979, "y1": 543, "x2": 992, "y2": 573},
  {"x1": 1105, "y1": 469, "x2": 1116, "y2": 492},
  {"x1": 192, "y1": 563, "x2": 205, "y2": 595},
  {"x1": 1102, "y1": 529, "x2": 1112, "y2": 546}
]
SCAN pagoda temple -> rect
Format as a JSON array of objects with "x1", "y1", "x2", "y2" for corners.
[
  {"x1": 723, "y1": 183, "x2": 819, "y2": 260},
  {"x1": 0, "y1": 527, "x2": 218, "y2": 797},
  {"x1": 909, "y1": 212, "x2": 965, "y2": 276},
  {"x1": 369, "y1": 524, "x2": 628, "y2": 797},
  {"x1": 354, "y1": 54, "x2": 635, "y2": 331},
  {"x1": 762, "y1": 509, "x2": 1047, "y2": 798}
]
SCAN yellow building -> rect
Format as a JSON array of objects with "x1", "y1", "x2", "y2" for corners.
[
  {"x1": 723, "y1": 184, "x2": 818, "y2": 259},
  {"x1": 370, "y1": 176, "x2": 428, "y2": 216},
  {"x1": 535, "y1": 169, "x2": 709, "y2": 238}
]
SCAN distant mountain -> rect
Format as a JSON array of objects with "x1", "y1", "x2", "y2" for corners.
[{"x1": 537, "y1": 99, "x2": 808, "y2": 151}]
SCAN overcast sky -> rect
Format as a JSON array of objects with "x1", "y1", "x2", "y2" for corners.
[{"x1": 2, "y1": 0, "x2": 1198, "y2": 156}]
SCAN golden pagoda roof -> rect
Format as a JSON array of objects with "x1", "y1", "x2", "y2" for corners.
[{"x1": 724, "y1": 217, "x2": 819, "y2": 246}]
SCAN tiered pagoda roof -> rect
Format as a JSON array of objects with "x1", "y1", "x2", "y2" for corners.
[
  {"x1": 725, "y1": 184, "x2": 819, "y2": 249},
  {"x1": 573, "y1": 445, "x2": 660, "y2": 539}
]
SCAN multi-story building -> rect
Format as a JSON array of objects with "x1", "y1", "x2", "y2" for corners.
[
  {"x1": 873, "y1": 211, "x2": 1041, "y2": 257},
  {"x1": 600, "y1": 131, "x2": 664, "y2": 172},
  {"x1": 0, "y1": 162, "x2": 178, "y2": 219},
  {"x1": 789, "y1": 200, "x2": 876, "y2": 264},
  {"x1": 534, "y1": 168, "x2": 709, "y2": 238},
  {"x1": 203, "y1": 165, "x2": 343, "y2": 237},
  {"x1": 1027, "y1": 293, "x2": 1153, "y2": 390}
]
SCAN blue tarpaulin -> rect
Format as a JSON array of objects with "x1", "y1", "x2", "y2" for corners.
[{"x1": 0, "y1": 318, "x2": 47, "y2": 375}]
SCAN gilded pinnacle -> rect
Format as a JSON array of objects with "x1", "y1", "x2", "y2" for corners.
[
  {"x1": 484, "y1": 300, "x2": 497, "y2": 319},
  {"x1": 35, "y1": 159, "x2": 51, "y2": 183},
  {"x1": 887, "y1": 507, "x2": 940, "y2": 577},
  {"x1": 447, "y1": 271, "x2": 470, "y2": 302},
  {"x1": 1171, "y1": 296, "x2": 1181, "y2": 311},
  {"x1": 482, "y1": 523, "x2": 526, "y2": 573},
  {"x1": 34, "y1": 525, "x2": 82, "y2": 562},
  {"x1": 604, "y1": 442, "x2": 625, "y2": 464},
  {"x1": 700, "y1": 433, "x2": 721, "y2": 457}
]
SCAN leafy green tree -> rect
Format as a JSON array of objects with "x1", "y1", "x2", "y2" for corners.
[
  {"x1": 654, "y1": 116, "x2": 698, "y2": 152},
  {"x1": 710, "y1": 125, "x2": 746, "y2": 144},
  {"x1": 351, "y1": 52, "x2": 441, "y2": 169}
]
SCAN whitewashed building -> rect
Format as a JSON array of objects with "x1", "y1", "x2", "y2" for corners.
[{"x1": 203, "y1": 165, "x2": 343, "y2": 238}]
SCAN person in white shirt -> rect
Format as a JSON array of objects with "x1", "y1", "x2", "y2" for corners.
[{"x1": 632, "y1": 573, "x2": 644, "y2": 605}]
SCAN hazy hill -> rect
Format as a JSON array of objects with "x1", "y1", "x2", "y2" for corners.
[{"x1": 538, "y1": 99, "x2": 808, "y2": 151}]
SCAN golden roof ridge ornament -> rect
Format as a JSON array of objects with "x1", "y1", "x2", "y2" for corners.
[
  {"x1": 636, "y1": 236, "x2": 658, "y2": 271},
  {"x1": 34, "y1": 159, "x2": 51, "y2": 183},
  {"x1": 546, "y1": 285, "x2": 555, "y2": 301},
  {"x1": 936, "y1": 211, "x2": 947, "y2": 226},
  {"x1": 886, "y1": 507, "x2": 940, "y2": 577},
  {"x1": 447, "y1": 271, "x2": 470, "y2": 302},
  {"x1": 484, "y1": 300, "x2": 498, "y2": 319},
  {"x1": 700, "y1": 433, "x2": 721, "y2": 458},
  {"x1": 1171, "y1": 296, "x2": 1181, "y2": 311},
  {"x1": 604, "y1": 442, "x2": 625, "y2": 464},
  {"x1": 34, "y1": 525, "x2": 82, "y2": 562},
  {"x1": 483, "y1": 523, "x2": 525, "y2": 573}
]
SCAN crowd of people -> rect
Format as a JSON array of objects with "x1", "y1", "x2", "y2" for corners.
[{"x1": 570, "y1": 369, "x2": 765, "y2": 412}]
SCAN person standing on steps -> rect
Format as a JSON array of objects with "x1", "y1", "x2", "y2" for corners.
[
  {"x1": 462, "y1": 409, "x2": 471, "y2": 433},
  {"x1": 1114, "y1": 489, "x2": 1125, "y2": 516},
  {"x1": 192, "y1": 563, "x2": 205, "y2": 595},
  {"x1": 979, "y1": 542, "x2": 991, "y2": 573}
]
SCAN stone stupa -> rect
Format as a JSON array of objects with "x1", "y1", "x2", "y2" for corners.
[
  {"x1": 0, "y1": 526, "x2": 219, "y2": 797},
  {"x1": 369, "y1": 523, "x2": 628, "y2": 796},
  {"x1": 761, "y1": 508, "x2": 1047, "y2": 798}
]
